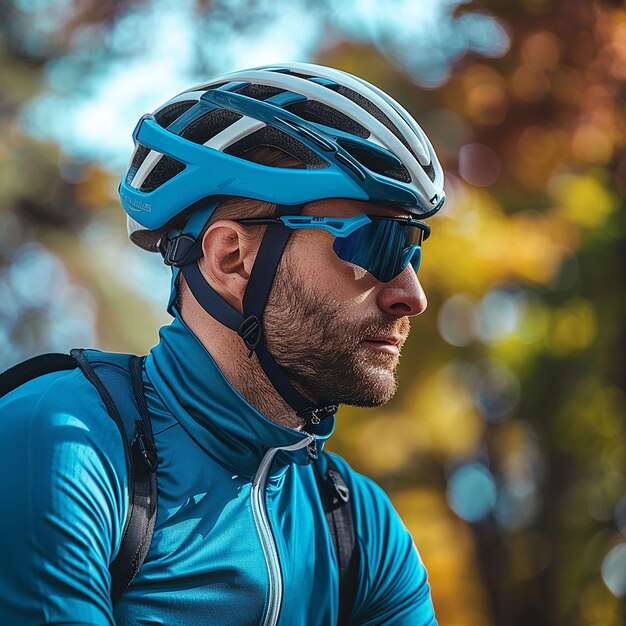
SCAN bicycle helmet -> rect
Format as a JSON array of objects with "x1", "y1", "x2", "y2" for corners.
[{"x1": 119, "y1": 62, "x2": 446, "y2": 424}]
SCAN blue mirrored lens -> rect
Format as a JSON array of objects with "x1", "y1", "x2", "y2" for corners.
[{"x1": 332, "y1": 219, "x2": 423, "y2": 282}]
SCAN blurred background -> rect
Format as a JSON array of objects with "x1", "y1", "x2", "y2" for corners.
[{"x1": 1, "y1": 0, "x2": 625, "y2": 624}]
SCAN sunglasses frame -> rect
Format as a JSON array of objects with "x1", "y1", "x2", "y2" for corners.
[
  {"x1": 234, "y1": 213, "x2": 430, "y2": 281},
  {"x1": 235, "y1": 213, "x2": 430, "y2": 240}
]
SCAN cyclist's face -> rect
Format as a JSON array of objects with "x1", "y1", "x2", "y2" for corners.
[{"x1": 262, "y1": 199, "x2": 427, "y2": 407}]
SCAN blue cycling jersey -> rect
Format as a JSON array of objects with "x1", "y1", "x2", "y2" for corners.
[{"x1": 0, "y1": 314, "x2": 437, "y2": 625}]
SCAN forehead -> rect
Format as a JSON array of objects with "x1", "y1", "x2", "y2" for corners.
[{"x1": 302, "y1": 198, "x2": 410, "y2": 219}]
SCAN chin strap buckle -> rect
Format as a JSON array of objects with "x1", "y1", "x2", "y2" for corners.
[
  {"x1": 238, "y1": 315, "x2": 262, "y2": 357},
  {"x1": 297, "y1": 404, "x2": 338, "y2": 425},
  {"x1": 159, "y1": 234, "x2": 203, "y2": 267}
]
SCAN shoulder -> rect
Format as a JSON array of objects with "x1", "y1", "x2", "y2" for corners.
[
  {"x1": 1, "y1": 366, "x2": 126, "y2": 462},
  {"x1": 325, "y1": 452, "x2": 437, "y2": 625},
  {"x1": 0, "y1": 365, "x2": 128, "y2": 526}
]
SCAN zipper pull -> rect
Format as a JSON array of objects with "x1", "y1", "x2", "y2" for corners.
[{"x1": 306, "y1": 437, "x2": 318, "y2": 461}]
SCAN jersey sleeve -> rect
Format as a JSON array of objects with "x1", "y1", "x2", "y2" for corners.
[
  {"x1": 329, "y1": 455, "x2": 437, "y2": 626},
  {"x1": 0, "y1": 369, "x2": 128, "y2": 625}
]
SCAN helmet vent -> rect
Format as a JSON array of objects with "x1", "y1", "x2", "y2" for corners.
[
  {"x1": 337, "y1": 85, "x2": 419, "y2": 161},
  {"x1": 285, "y1": 100, "x2": 368, "y2": 138},
  {"x1": 383, "y1": 164, "x2": 411, "y2": 183},
  {"x1": 155, "y1": 100, "x2": 198, "y2": 128},
  {"x1": 275, "y1": 69, "x2": 317, "y2": 81},
  {"x1": 336, "y1": 138, "x2": 411, "y2": 183},
  {"x1": 423, "y1": 161, "x2": 435, "y2": 182},
  {"x1": 180, "y1": 109, "x2": 243, "y2": 145},
  {"x1": 126, "y1": 144, "x2": 151, "y2": 185},
  {"x1": 225, "y1": 126, "x2": 328, "y2": 168},
  {"x1": 140, "y1": 156, "x2": 186, "y2": 193},
  {"x1": 235, "y1": 84, "x2": 286, "y2": 101}
]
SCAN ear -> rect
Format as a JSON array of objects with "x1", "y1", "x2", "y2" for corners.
[{"x1": 197, "y1": 221, "x2": 259, "y2": 313}]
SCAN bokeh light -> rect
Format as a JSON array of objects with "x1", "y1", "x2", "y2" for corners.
[
  {"x1": 602, "y1": 543, "x2": 626, "y2": 597},
  {"x1": 458, "y1": 143, "x2": 502, "y2": 187},
  {"x1": 447, "y1": 462, "x2": 497, "y2": 523},
  {"x1": 473, "y1": 362, "x2": 520, "y2": 424},
  {"x1": 475, "y1": 290, "x2": 525, "y2": 344},
  {"x1": 437, "y1": 293, "x2": 477, "y2": 347}
]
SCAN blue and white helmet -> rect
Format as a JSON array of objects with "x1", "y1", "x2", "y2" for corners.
[{"x1": 121, "y1": 62, "x2": 445, "y2": 250}]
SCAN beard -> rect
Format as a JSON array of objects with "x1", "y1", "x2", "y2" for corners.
[{"x1": 262, "y1": 260, "x2": 410, "y2": 408}]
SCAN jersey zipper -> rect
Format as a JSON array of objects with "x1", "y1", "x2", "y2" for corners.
[{"x1": 251, "y1": 434, "x2": 314, "y2": 626}]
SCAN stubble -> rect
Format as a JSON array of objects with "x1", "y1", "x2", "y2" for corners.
[{"x1": 263, "y1": 261, "x2": 410, "y2": 407}]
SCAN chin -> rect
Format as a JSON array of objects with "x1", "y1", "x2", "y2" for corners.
[{"x1": 334, "y1": 365, "x2": 399, "y2": 408}]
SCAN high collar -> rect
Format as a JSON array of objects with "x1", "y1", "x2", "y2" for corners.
[{"x1": 144, "y1": 314, "x2": 335, "y2": 478}]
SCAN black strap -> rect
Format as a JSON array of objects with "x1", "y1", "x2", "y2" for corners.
[
  {"x1": 70, "y1": 350, "x2": 158, "y2": 603},
  {"x1": 129, "y1": 356, "x2": 159, "y2": 472},
  {"x1": 314, "y1": 456, "x2": 360, "y2": 626},
  {"x1": 110, "y1": 356, "x2": 158, "y2": 603},
  {"x1": 0, "y1": 353, "x2": 76, "y2": 398},
  {"x1": 181, "y1": 262, "x2": 244, "y2": 330},
  {"x1": 241, "y1": 204, "x2": 294, "y2": 317}
]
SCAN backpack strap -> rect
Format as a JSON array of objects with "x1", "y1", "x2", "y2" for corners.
[
  {"x1": 71, "y1": 349, "x2": 158, "y2": 603},
  {"x1": 314, "y1": 454, "x2": 360, "y2": 626},
  {"x1": 0, "y1": 353, "x2": 76, "y2": 398}
]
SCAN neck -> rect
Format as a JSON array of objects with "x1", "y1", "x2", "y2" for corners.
[{"x1": 179, "y1": 295, "x2": 306, "y2": 431}]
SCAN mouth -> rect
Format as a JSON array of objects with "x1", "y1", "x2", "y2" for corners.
[{"x1": 360, "y1": 335, "x2": 403, "y2": 356}]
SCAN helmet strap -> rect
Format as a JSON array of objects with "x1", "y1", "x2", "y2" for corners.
[{"x1": 168, "y1": 203, "x2": 338, "y2": 427}]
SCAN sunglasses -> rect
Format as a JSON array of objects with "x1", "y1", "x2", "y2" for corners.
[{"x1": 235, "y1": 213, "x2": 431, "y2": 282}]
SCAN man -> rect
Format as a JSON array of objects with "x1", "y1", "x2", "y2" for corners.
[{"x1": 0, "y1": 63, "x2": 444, "y2": 625}]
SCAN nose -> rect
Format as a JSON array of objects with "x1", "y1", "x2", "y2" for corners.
[{"x1": 376, "y1": 265, "x2": 427, "y2": 318}]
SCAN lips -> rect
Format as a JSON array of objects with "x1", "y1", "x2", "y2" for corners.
[
  {"x1": 361, "y1": 335, "x2": 403, "y2": 355},
  {"x1": 364, "y1": 336, "x2": 401, "y2": 346}
]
